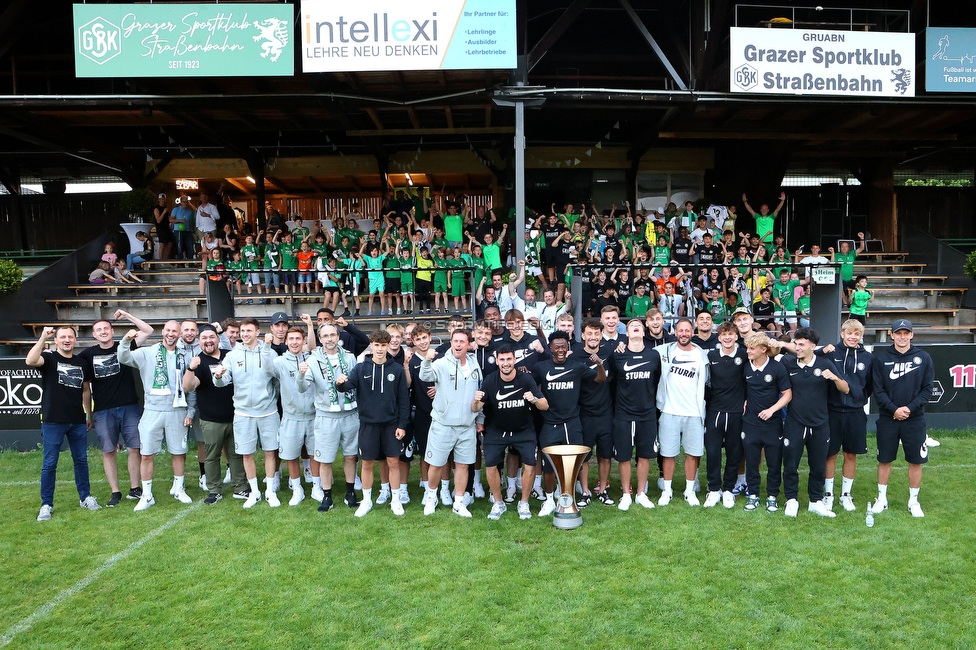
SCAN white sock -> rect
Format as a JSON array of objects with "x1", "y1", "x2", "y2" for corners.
[
  {"x1": 534, "y1": 475, "x2": 542, "y2": 489},
  {"x1": 736, "y1": 473, "x2": 746, "y2": 485},
  {"x1": 909, "y1": 487, "x2": 920, "y2": 502},
  {"x1": 420, "y1": 480, "x2": 427, "y2": 490},
  {"x1": 380, "y1": 482, "x2": 390, "y2": 493},
  {"x1": 362, "y1": 488, "x2": 372, "y2": 503},
  {"x1": 546, "y1": 491, "x2": 554, "y2": 501},
  {"x1": 312, "y1": 477, "x2": 322, "y2": 489},
  {"x1": 426, "y1": 486, "x2": 438, "y2": 500},
  {"x1": 291, "y1": 478, "x2": 301, "y2": 490},
  {"x1": 842, "y1": 476, "x2": 854, "y2": 494},
  {"x1": 303, "y1": 458, "x2": 311, "y2": 472},
  {"x1": 878, "y1": 483, "x2": 888, "y2": 499},
  {"x1": 685, "y1": 479, "x2": 695, "y2": 493},
  {"x1": 173, "y1": 475, "x2": 184, "y2": 491},
  {"x1": 248, "y1": 478, "x2": 259, "y2": 494},
  {"x1": 454, "y1": 493, "x2": 464, "y2": 506},
  {"x1": 824, "y1": 478, "x2": 834, "y2": 495},
  {"x1": 274, "y1": 470, "x2": 281, "y2": 482},
  {"x1": 441, "y1": 479, "x2": 450, "y2": 491},
  {"x1": 507, "y1": 477, "x2": 517, "y2": 490},
  {"x1": 265, "y1": 477, "x2": 274, "y2": 492},
  {"x1": 142, "y1": 480, "x2": 153, "y2": 498},
  {"x1": 473, "y1": 469, "x2": 481, "y2": 483},
  {"x1": 663, "y1": 479, "x2": 672, "y2": 492}
]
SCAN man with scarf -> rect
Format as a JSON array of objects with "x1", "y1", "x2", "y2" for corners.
[{"x1": 119, "y1": 320, "x2": 196, "y2": 511}]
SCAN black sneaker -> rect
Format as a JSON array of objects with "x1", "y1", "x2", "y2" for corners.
[
  {"x1": 107, "y1": 492, "x2": 123, "y2": 507},
  {"x1": 204, "y1": 493, "x2": 223, "y2": 505},
  {"x1": 126, "y1": 487, "x2": 143, "y2": 500},
  {"x1": 318, "y1": 493, "x2": 334, "y2": 512},
  {"x1": 596, "y1": 490, "x2": 615, "y2": 506},
  {"x1": 344, "y1": 491, "x2": 359, "y2": 508},
  {"x1": 576, "y1": 493, "x2": 592, "y2": 508},
  {"x1": 233, "y1": 488, "x2": 250, "y2": 500}
]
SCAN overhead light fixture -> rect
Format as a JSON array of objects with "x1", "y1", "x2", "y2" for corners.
[
  {"x1": 405, "y1": 173, "x2": 413, "y2": 186},
  {"x1": 246, "y1": 176, "x2": 255, "y2": 184}
]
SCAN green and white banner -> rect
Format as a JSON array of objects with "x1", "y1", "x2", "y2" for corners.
[
  {"x1": 301, "y1": 0, "x2": 516, "y2": 72},
  {"x1": 73, "y1": 3, "x2": 294, "y2": 77}
]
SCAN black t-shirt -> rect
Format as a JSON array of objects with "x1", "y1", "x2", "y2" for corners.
[
  {"x1": 743, "y1": 357, "x2": 790, "y2": 427},
  {"x1": 672, "y1": 238, "x2": 692, "y2": 264},
  {"x1": 696, "y1": 244, "x2": 722, "y2": 265},
  {"x1": 644, "y1": 332, "x2": 676, "y2": 348},
  {"x1": 503, "y1": 332, "x2": 547, "y2": 373},
  {"x1": 408, "y1": 351, "x2": 436, "y2": 414},
  {"x1": 570, "y1": 341, "x2": 613, "y2": 417},
  {"x1": 38, "y1": 351, "x2": 87, "y2": 423},
  {"x1": 77, "y1": 341, "x2": 140, "y2": 411},
  {"x1": 531, "y1": 358, "x2": 597, "y2": 424},
  {"x1": 479, "y1": 371, "x2": 542, "y2": 434},
  {"x1": 610, "y1": 347, "x2": 661, "y2": 419},
  {"x1": 753, "y1": 301, "x2": 775, "y2": 320},
  {"x1": 692, "y1": 334, "x2": 721, "y2": 351},
  {"x1": 192, "y1": 351, "x2": 235, "y2": 423},
  {"x1": 706, "y1": 345, "x2": 748, "y2": 413},
  {"x1": 543, "y1": 223, "x2": 565, "y2": 257},
  {"x1": 780, "y1": 355, "x2": 840, "y2": 427},
  {"x1": 614, "y1": 278, "x2": 633, "y2": 312}
]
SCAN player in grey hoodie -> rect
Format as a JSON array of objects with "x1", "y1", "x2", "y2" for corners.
[{"x1": 270, "y1": 326, "x2": 316, "y2": 507}]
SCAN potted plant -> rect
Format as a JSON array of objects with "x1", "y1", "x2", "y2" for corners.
[{"x1": 119, "y1": 188, "x2": 157, "y2": 223}]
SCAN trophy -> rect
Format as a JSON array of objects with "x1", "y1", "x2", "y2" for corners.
[{"x1": 542, "y1": 444, "x2": 590, "y2": 530}]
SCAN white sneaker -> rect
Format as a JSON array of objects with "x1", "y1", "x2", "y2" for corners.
[
  {"x1": 618, "y1": 493, "x2": 633, "y2": 511},
  {"x1": 354, "y1": 475, "x2": 363, "y2": 490},
  {"x1": 808, "y1": 499, "x2": 835, "y2": 518},
  {"x1": 289, "y1": 487, "x2": 305, "y2": 506},
  {"x1": 272, "y1": 476, "x2": 281, "y2": 492},
  {"x1": 693, "y1": 477, "x2": 701, "y2": 492},
  {"x1": 266, "y1": 490, "x2": 281, "y2": 508},
  {"x1": 37, "y1": 504, "x2": 53, "y2": 521},
  {"x1": 391, "y1": 498, "x2": 404, "y2": 516},
  {"x1": 311, "y1": 486, "x2": 325, "y2": 503},
  {"x1": 169, "y1": 482, "x2": 178, "y2": 496},
  {"x1": 376, "y1": 487, "x2": 391, "y2": 505},
  {"x1": 657, "y1": 478, "x2": 666, "y2": 491},
  {"x1": 703, "y1": 491, "x2": 721, "y2": 508},
  {"x1": 399, "y1": 488, "x2": 410, "y2": 504},
  {"x1": 452, "y1": 501, "x2": 472, "y2": 518},
  {"x1": 223, "y1": 468, "x2": 232, "y2": 484},
  {"x1": 517, "y1": 501, "x2": 532, "y2": 519},
  {"x1": 871, "y1": 496, "x2": 888, "y2": 514},
  {"x1": 173, "y1": 490, "x2": 192, "y2": 504},
  {"x1": 80, "y1": 495, "x2": 102, "y2": 510},
  {"x1": 303, "y1": 466, "x2": 314, "y2": 482},
  {"x1": 461, "y1": 492, "x2": 474, "y2": 507},
  {"x1": 473, "y1": 482, "x2": 486, "y2": 499},
  {"x1": 722, "y1": 491, "x2": 735, "y2": 509},
  {"x1": 538, "y1": 496, "x2": 556, "y2": 517},
  {"x1": 925, "y1": 435, "x2": 941, "y2": 448},
  {"x1": 423, "y1": 493, "x2": 437, "y2": 516},
  {"x1": 243, "y1": 492, "x2": 261, "y2": 509},
  {"x1": 684, "y1": 491, "x2": 700, "y2": 507},
  {"x1": 634, "y1": 492, "x2": 654, "y2": 509},
  {"x1": 440, "y1": 485, "x2": 453, "y2": 506},
  {"x1": 839, "y1": 493, "x2": 856, "y2": 512},
  {"x1": 658, "y1": 489, "x2": 673, "y2": 506},
  {"x1": 784, "y1": 499, "x2": 800, "y2": 518},
  {"x1": 908, "y1": 500, "x2": 925, "y2": 518},
  {"x1": 823, "y1": 493, "x2": 834, "y2": 511},
  {"x1": 505, "y1": 485, "x2": 517, "y2": 503},
  {"x1": 134, "y1": 495, "x2": 156, "y2": 511},
  {"x1": 354, "y1": 500, "x2": 373, "y2": 518},
  {"x1": 199, "y1": 475, "x2": 207, "y2": 490},
  {"x1": 487, "y1": 502, "x2": 507, "y2": 520}
]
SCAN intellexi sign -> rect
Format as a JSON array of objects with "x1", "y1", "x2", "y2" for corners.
[
  {"x1": 73, "y1": 4, "x2": 294, "y2": 77},
  {"x1": 926, "y1": 28, "x2": 976, "y2": 92},
  {"x1": 730, "y1": 27, "x2": 915, "y2": 97},
  {"x1": 301, "y1": 0, "x2": 516, "y2": 72}
]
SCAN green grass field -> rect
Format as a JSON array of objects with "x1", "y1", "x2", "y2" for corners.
[{"x1": 2, "y1": 431, "x2": 974, "y2": 649}]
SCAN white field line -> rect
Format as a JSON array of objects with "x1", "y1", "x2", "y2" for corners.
[{"x1": 0, "y1": 503, "x2": 201, "y2": 647}]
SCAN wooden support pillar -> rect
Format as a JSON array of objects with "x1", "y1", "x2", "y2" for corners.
[{"x1": 865, "y1": 159, "x2": 896, "y2": 250}]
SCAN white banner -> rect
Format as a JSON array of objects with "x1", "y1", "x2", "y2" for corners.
[
  {"x1": 301, "y1": 0, "x2": 516, "y2": 72},
  {"x1": 730, "y1": 27, "x2": 915, "y2": 97}
]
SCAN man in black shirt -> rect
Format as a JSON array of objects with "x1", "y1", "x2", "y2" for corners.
[
  {"x1": 78, "y1": 310, "x2": 153, "y2": 507},
  {"x1": 28, "y1": 326, "x2": 101, "y2": 521},
  {"x1": 704, "y1": 322, "x2": 748, "y2": 509},
  {"x1": 671, "y1": 227, "x2": 692, "y2": 267},
  {"x1": 571, "y1": 318, "x2": 616, "y2": 507},
  {"x1": 532, "y1": 331, "x2": 606, "y2": 517},
  {"x1": 773, "y1": 328, "x2": 848, "y2": 518},
  {"x1": 407, "y1": 324, "x2": 437, "y2": 495},
  {"x1": 742, "y1": 332, "x2": 792, "y2": 513},
  {"x1": 691, "y1": 311, "x2": 719, "y2": 351},
  {"x1": 473, "y1": 345, "x2": 549, "y2": 520},
  {"x1": 182, "y1": 326, "x2": 247, "y2": 504},
  {"x1": 643, "y1": 309, "x2": 676, "y2": 348}
]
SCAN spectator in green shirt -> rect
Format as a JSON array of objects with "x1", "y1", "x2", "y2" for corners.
[
  {"x1": 848, "y1": 275, "x2": 872, "y2": 326},
  {"x1": 742, "y1": 191, "x2": 786, "y2": 255},
  {"x1": 828, "y1": 232, "x2": 866, "y2": 306},
  {"x1": 771, "y1": 268, "x2": 811, "y2": 333}
]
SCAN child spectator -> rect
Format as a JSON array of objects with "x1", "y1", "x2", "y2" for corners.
[
  {"x1": 848, "y1": 275, "x2": 873, "y2": 325},
  {"x1": 89, "y1": 261, "x2": 115, "y2": 284},
  {"x1": 101, "y1": 242, "x2": 117, "y2": 267}
]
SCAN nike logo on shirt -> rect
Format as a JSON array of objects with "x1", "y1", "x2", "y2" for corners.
[
  {"x1": 495, "y1": 388, "x2": 522, "y2": 401},
  {"x1": 546, "y1": 369, "x2": 573, "y2": 381},
  {"x1": 623, "y1": 361, "x2": 651, "y2": 372}
]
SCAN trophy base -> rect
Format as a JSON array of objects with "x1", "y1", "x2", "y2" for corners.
[{"x1": 553, "y1": 512, "x2": 583, "y2": 530}]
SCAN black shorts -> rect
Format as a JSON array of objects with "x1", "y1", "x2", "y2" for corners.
[
  {"x1": 358, "y1": 422, "x2": 403, "y2": 461},
  {"x1": 612, "y1": 417, "x2": 658, "y2": 462},
  {"x1": 324, "y1": 286, "x2": 340, "y2": 296},
  {"x1": 386, "y1": 277, "x2": 402, "y2": 294},
  {"x1": 410, "y1": 410, "x2": 432, "y2": 457},
  {"x1": 552, "y1": 262, "x2": 568, "y2": 282},
  {"x1": 876, "y1": 416, "x2": 928, "y2": 465},
  {"x1": 539, "y1": 419, "x2": 583, "y2": 473},
  {"x1": 484, "y1": 429, "x2": 537, "y2": 467},
  {"x1": 580, "y1": 411, "x2": 614, "y2": 460},
  {"x1": 827, "y1": 408, "x2": 868, "y2": 457}
]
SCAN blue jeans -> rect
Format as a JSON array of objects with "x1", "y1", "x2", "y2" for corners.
[
  {"x1": 41, "y1": 423, "x2": 91, "y2": 507},
  {"x1": 126, "y1": 253, "x2": 147, "y2": 269},
  {"x1": 175, "y1": 230, "x2": 196, "y2": 260}
]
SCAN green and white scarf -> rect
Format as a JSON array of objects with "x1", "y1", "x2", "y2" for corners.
[{"x1": 319, "y1": 352, "x2": 356, "y2": 412}]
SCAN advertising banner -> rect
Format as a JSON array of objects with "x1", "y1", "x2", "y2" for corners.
[
  {"x1": 0, "y1": 359, "x2": 43, "y2": 431},
  {"x1": 926, "y1": 28, "x2": 976, "y2": 92},
  {"x1": 920, "y1": 344, "x2": 976, "y2": 413},
  {"x1": 73, "y1": 3, "x2": 294, "y2": 77},
  {"x1": 730, "y1": 27, "x2": 915, "y2": 97},
  {"x1": 301, "y1": 0, "x2": 516, "y2": 72}
]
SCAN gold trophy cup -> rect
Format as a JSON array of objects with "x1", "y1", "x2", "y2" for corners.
[{"x1": 542, "y1": 444, "x2": 590, "y2": 530}]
